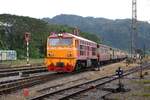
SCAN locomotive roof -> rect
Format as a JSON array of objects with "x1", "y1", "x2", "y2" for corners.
[
  {"x1": 49, "y1": 32, "x2": 97, "y2": 44},
  {"x1": 99, "y1": 44, "x2": 124, "y2": 52},
  {"x1": 67, "y1": 33, "x2": 97, "y2": 44},
  {"x1": 99, "y1": 44, "x2": 111, "y2": 48},
  {"x1": 48, "y1": 32, "x2": 127, "y2": 53}
]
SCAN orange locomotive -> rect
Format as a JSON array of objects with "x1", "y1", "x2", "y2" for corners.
[
  {"x1": 44, "y1": 32, "x2": 98, "y2": 72},
  {"x1": 45, "y1": 32, "x2": 127, "y2": 72}
]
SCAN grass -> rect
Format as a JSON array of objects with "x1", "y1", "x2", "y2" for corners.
[
  {"x1": 0, "y1": 58, "x2": 44, "y2": 67},
  {"x1": 144, "y1": 86, "x2": 150, "y2": 91},
  {"x1": 132, "y1": 80, "x2": 150, "y2": 84},
  {"x1": 132, "y1": 92, "x2": 150, "y2": 97},
  {"x1": 139, "y1": 80, "x2": 150, "y2": 84}
]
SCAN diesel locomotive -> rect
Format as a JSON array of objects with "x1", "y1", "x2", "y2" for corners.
[{"x1": 44, "y1": 32, "x2": 127, "y2": 72}]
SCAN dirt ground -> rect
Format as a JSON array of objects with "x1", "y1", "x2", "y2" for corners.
[
  {"x1": 0, "y1": 61, "x2": 141, "y2": 100},
  {"x1": 105, "y1": 69, "x2": 150, "y2": 100},
  {"x1": 73, "y1": 68, "x2": 150, "y2": 100}
]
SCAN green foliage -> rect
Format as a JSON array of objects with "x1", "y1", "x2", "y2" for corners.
[
  {"x1": 0, "y1": 14, "x2": 100, "y2": 59},
  {"x1": 144, "y1": 86, "x2": 150, "y2": 91},
  {"x1": 80, "y1": 32, "x2": 101, "y2": 43},
  {"x1": 0, "y1": 14, "x2": 50, "y2": 58},
  {"x1": 43, "y1": 14, "x2": 150, "y2": 52}
]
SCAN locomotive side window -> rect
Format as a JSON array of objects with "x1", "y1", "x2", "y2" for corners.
[
  {"x1": 92, "y1": 47, "x2": 96, "y2": 55},
  {"x1": 87, "y1": 46, "x2": 89, "y2": 56},
  {"x1": 75, "y1": 40, "x2": 78, "y2": 47},
  {"x1": 80, "y1": 51, "x2": 84, "y2": 55},
  {"x1": 80, "y1": 45, "x2": 83, "y2": 50},
  {"x1": 80, "y1": 45, "x2": 84, "y2": 55}
]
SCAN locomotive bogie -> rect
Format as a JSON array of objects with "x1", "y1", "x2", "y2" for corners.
[{"x1": 45, "y1": 57, "x2": 76, "y2": 72}]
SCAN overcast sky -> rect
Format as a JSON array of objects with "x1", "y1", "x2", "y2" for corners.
[{"x1": 0, "y1": 0, "x2": 150, "y2": 22}]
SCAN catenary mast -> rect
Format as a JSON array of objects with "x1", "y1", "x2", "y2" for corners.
[{"x1": 131, "y1": 0, "x2": 137, "y2": 58}]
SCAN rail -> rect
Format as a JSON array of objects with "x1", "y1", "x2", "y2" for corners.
[{"x1": 30, "y1": 63, "x2": 150, "y2": 100}]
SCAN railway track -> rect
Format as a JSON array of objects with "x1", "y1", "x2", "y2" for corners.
[
  {"x1": 0, "y1": 66, "x2": 45, "y2": 73},
  {"x1": 0, "y1": 66, "x2": 48, "y2": 78},
  {"x1": 0, "y1": 72, "x2": 60, "y2": 95},
  {"x1": 30, "y1": 63, "x2": 150, "y2": 100},
  {"x1": 0, "y1": 59, "x2": 124, "y2": 78},
  {"x1": 0, "y1": 63, "x2": 43, "y2": 69},
  {"x1": 0, "y1": 68, "x2": 91, "y2": 95}
]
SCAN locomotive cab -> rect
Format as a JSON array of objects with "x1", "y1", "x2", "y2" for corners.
[{"x1": 45, "y1": 33, "x2": 77, "y2": 72}]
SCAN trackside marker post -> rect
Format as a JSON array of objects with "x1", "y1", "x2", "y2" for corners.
[
  {"x1": 139, "y1": 55, "x2": 144, "y2": 79},
  {"x1": 24, "y1": 32, "x2": 31, "y2": 65},
  {"x1": 23, "y1": 88, "x2": 29, "y2": 98}
]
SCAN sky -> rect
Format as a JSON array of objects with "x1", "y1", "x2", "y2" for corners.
[{"x1": 0, "y1": 0, "x2": 150, "y2": 22}]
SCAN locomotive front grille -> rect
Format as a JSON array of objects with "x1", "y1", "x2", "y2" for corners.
[{"x1": 56, "y1": 62, "x2": 64, "y2": 67}]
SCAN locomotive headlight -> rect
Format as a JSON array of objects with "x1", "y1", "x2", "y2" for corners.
[
  {"x1": 58, "y1": 33, "x2": 63, "y2": 37},
  {"x1": 67, "y1": 52, "x2": 72, "y2": 57},
  {"x1": 48, "y1": 52, "x2": 54, "y2": 57},
  {"x1": 67, "y1": 54, "x2": 72, "y2": 57}
]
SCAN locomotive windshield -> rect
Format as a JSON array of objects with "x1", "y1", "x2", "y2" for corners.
[{"x1": 48, "y1": 38, "x2": 72, "y2": 46}]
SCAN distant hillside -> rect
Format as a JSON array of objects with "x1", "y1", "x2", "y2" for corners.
[
  {"x1": 43, "y1": 14, "x2": 150, "y2": 52},
  {"x1": 0, "y1": 14, "x2": 100, "y2": 58}
]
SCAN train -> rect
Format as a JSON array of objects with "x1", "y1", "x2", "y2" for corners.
[{"x1": 44, "y1": 32, "x2": 127, "y2": 72}]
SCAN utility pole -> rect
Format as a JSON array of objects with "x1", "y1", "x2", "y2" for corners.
[
  {"x1": 131, "y1": 0, "x2": 137, "y2": 59},
  {"x1": 143, "y1": 44, "x2": 146, "y2": 58}
]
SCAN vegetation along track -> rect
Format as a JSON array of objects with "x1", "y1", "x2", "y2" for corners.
[{"x1": 30, "y1": 63, "x2": 150, "y2": 100}]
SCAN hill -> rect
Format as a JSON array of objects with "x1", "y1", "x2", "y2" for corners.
[
  {"x1": 43, "y1": 14, "x2": 150, "y2": 52},
  {"x1": 0, "y1": 14, "x2": 100, "y2": 58}
]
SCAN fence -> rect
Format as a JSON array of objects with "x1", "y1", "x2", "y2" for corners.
[{"x1": 0, "y1": 50, "x2": 17, "y2": 61}]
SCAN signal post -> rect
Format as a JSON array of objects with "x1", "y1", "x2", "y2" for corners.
[{"x1": 24, "y1": 32, "x2": 31, "y2": 65}]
